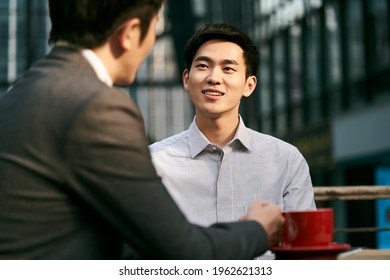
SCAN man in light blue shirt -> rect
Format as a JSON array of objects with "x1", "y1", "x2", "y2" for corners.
[{"x1": 149, "y1": 23, "x2": 316, "y2": 228}]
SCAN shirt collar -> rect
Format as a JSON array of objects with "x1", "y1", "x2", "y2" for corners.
[
  {"x1": 55, "y1": 41, "x2": 113, "y2": 87},
  {"x1": 234, "y1": 115, "x2": 252, "y2": 151},
  {"x1": 81, "y1": 49, "x2": 113, "y2": 87},
  {"x1": 188, "y1": 115, "x2": 252, "y2": 158},
  {"x1": 188, "y1": 118, "x2": 210, "y2": 158}
]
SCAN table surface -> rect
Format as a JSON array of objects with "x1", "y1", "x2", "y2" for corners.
[{"x1": 337, "y1": 248, "x2": 390, "y2": 260}]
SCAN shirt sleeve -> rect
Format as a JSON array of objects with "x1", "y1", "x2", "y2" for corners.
[
  {"x1": 64, "y1": 89, "x2": 268, "y2": 259},
  {"x1": 283, "y1": 147, "x2": 317, "y2": 210}
]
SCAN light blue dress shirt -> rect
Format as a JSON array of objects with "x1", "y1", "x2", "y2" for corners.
[{"x1": 149, "y1": 116, "x2": 316, "y2": 227}]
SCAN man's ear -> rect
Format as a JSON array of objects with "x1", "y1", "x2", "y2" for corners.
[
  {"x1": 243, "y1": 75, "x2": 257, "y2": 97},
  {"x1": 117, "y1": 18, "x2": 141, "y2": 51},
  {"x1": 182, "y1": 69, "x2": 190, "y2": 91}
]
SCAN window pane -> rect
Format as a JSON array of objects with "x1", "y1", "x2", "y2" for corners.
[
  {"x1": 276, "y1": 109, "x2": 287, "y2": 134},
  {"x1": 261, "y1": 115, "x2": 273, "y2": 134},
  {"x1": 259, "y1": 44, "x2": 272, "y2": 133},
  {"x1": 273, "y1": 35, "x2": 287, "y2": 133},
  {"x1": 308, "y1": 97, "x2": 322, "y2": 124},
  {"x1": 346, "y1": 0, "x2": 365, "y2": 80},
  {"x1": 0, "y1": 13, "x2": 8, "y2": 87},
  {"x1": 290, "y1": 25, "x2": 303, "y2": 103},
  {"x1": 305, "y1": 12, "x2": 322, "y2": 124},
  {"x1": 289, "y1": 24, "x2": 304, "y2": 130},
  {"x1": 325, "y1": 3, "x2": 342, "y2": 86},
  {"x1": 273, "y1": 36, "x2": 286, "y2": 108},
  {"x1": 368, "y1": 0, "x2": 390, "y2": 70},
  {"x1": 259, "y1": 44, "x2": 271, "y2": 114},
  {"x1": 306, "y1": 13, "x2": 321, "y2": 97}
]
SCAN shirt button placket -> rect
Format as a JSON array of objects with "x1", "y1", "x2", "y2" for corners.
[{"x1": 216, "y1": 146, "x2": 233, "y2": 223}]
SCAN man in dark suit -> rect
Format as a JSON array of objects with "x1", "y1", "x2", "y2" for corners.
[{"x1": 0, "y1": 0, "x2": 284, "y2": 259}]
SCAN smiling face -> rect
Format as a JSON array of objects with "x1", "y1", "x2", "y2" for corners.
[{"x1": 183, "y1": 39, "x2": 257, "y2": 121}]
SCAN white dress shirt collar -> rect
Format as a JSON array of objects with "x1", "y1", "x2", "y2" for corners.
[
  {"x1": 80, "y1": 49, "x2": 113, "y2": 87},
  {"x1": 55, "y1": 41, "x2": 113, "y2": 87},
  {"x1": 188, "y1": 115, "x2": 252, "y2": 158}
]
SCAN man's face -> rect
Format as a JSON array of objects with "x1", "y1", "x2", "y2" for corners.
[{"x1": 182, "y1": 39, "x2": 256, "y2": 120}]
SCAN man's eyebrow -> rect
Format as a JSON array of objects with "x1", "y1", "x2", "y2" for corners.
[
  {"x1": 194, "y1": 56, "x2": 212, "y2": 63},
  {"x1": 194, "y1": 56, "x2": 239, "y2": 65},
  {"x1": 223, "y1": 59, "x2": 239, "y2": 65}
]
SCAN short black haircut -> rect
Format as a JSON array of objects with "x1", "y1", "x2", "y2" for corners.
[
  {"x1": 48, "y1": 0, "x2": 164, "y2": 48},
  {"x1": 183, "y1": 23, "x2": 260, "y2": 78}
]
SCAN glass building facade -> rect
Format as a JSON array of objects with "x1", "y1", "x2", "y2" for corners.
[
  {"x1": 1, "y1": 0, "x2": 390, "y2": 248},
  {"x1": 0, "y1": 0, "x2": 50, "y2": 94}
]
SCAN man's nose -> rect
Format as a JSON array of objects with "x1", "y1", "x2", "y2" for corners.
[{"x1": 206, "y1": 69, "x2": 222, "y2": 84}]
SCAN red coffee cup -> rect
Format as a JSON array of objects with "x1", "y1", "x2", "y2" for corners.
[{"x1": 280, "y1": 208, "x2": 334, "y2": 247}]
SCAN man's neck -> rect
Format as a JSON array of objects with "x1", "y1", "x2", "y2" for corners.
[{"x1": 195, "y1": 113, "x2": 240, "y2": 147}]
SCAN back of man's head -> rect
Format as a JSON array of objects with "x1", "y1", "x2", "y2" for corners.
[{"x1": 48, "y1": 0, "x2": 163, "y2": 48}]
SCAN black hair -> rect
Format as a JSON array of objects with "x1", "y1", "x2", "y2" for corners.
[
  {"x1": 183, "y1": 23, "x2": 260, "y2": 78},
  {"x1": 48, "y1": 0, "x2": 163, "y2": 48}
]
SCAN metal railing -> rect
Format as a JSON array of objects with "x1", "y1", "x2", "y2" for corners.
[
  {"x1": 314, "y1": 185, "x2": 390, "y2": 233},
  {"x1": 314, "y1": 186, "x2": 390, "y2": 201}
]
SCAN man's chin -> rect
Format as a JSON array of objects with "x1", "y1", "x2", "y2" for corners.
[
  {"x1": 114, "y1": 77, "x2": 135, "y2": 87},
  {"x1": 114, "y1": 82, "x2": 132, "y2": 88}
]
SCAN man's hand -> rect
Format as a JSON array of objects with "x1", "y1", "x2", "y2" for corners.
[{"x1": 241, "y1": 201, "x2": 285, "y2": 248}]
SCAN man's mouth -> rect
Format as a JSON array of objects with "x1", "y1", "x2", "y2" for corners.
[{"x1": 202, "y1": 90, "x2": 224, "y2": 96}]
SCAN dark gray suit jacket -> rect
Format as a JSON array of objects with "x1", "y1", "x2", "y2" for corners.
[{"x1": 0, "y1": 46, "x2": 268, "y2": 259}]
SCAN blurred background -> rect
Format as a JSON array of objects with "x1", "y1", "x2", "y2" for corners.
[{"x1": 1, "y1": 0, "x2": 390, "y2": 249}]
